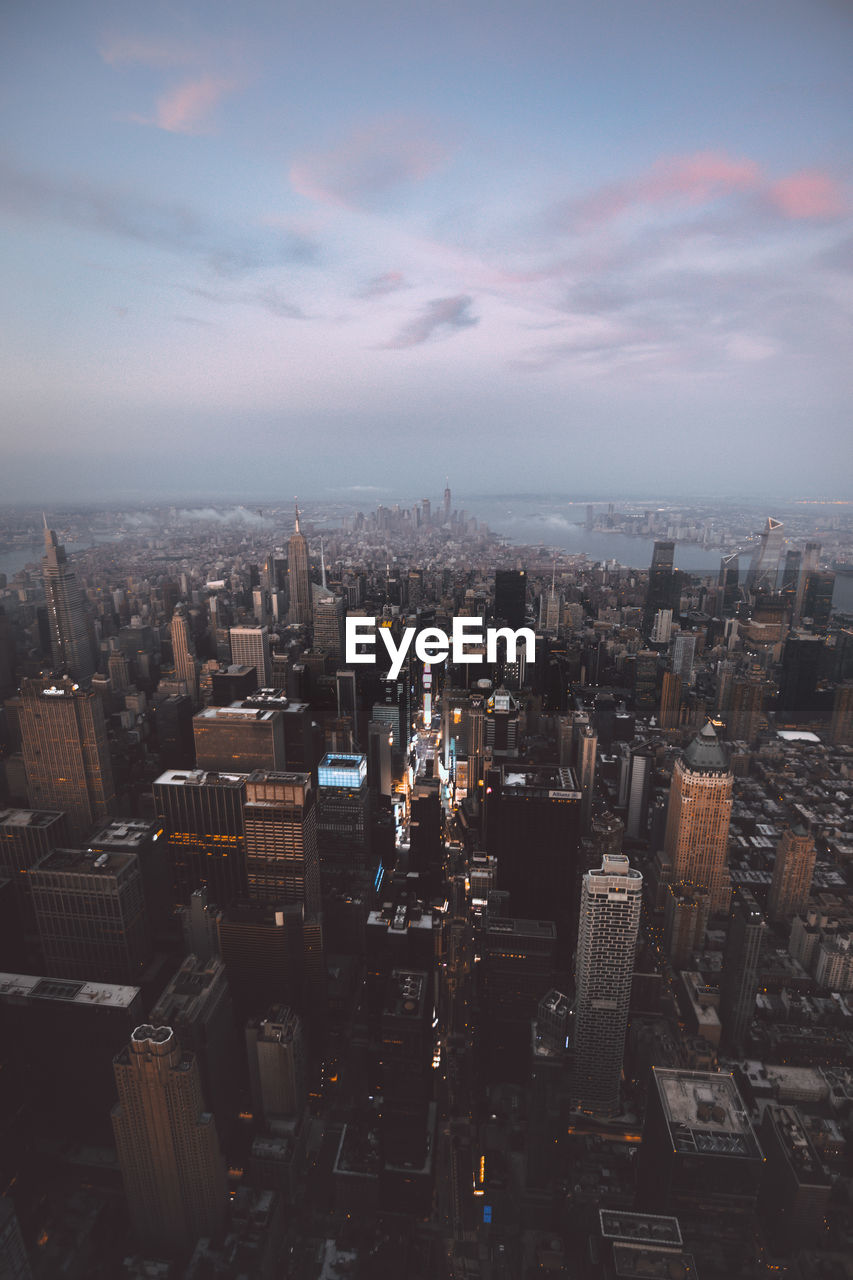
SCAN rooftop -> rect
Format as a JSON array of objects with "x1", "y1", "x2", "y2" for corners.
[
  {"x1": 654, "y1": 1069, "x2": 763, "y2": 1160},
  {"x1": 0, "y1": 972, "x2": 141, "y2": 1009},
  {"x1": 682, "y1": 721, "x2": 730, "y2": 774},
  {"x1": 0, "y1": 808, "x2": 65, "y2": 829},
  {"x1": 600, "y1": 1210, "x2": 683, "y2": 1246},
  {"x1": 31, "y1": 847, "x2": 135, "y2": 876}
]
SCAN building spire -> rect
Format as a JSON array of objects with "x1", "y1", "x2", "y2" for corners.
[
  {"x1": 294, "y1": 499, "x2": 301, "y2": 535},
  {"x1": 320, "y1": 537, "x2": 327, "y2": 589}
]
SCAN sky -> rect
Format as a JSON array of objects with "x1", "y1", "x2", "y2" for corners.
[{"x1": 1, "y1": 0, "x2": 851, "y2": 503}]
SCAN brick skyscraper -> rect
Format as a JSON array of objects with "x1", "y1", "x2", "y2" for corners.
[{"x1": 663, "y1": 721, "x2": 733, "y2": 914}]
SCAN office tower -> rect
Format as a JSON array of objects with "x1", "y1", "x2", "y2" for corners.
[
  {"x1": 577, "y1": 724, "x2": 597, "y2": 833},
  {"x1": 0, "y1": 1196, "x2": 32, "y2": 1280},
  {"x1": 88, "y1": 817, "x2": 173, "y2": 941},
  {"x1": 229, "y1": 625, "x2": 272, "y2": 688},
  {"x1": 795, "y1": 540, "x2": 821, "y2": 620},
  {"x1": 802, "y1": 570, "x2": 835, "y2": 631},
  {"x1": 720, "y1": 886, "x2": 765, "y2": 1052},
  {"x1": 484, "y1": 764, "x2": 581, "y2": 947},
  {"x1": 112, "y1": 1025, "x2": 227, "y2": 1257},
  {"x1": 758, "y1": 1105, "x2": 831, "y2": 1252},
  {"x1": 659, "y1": 668, "x2": 682, "y2": 729},
  {"x1": 625, "y1": 744, "x2": 654, "y2": 841},
  {"x1": 632, "y1": 649, "x2": 658, "y2": 715},
  {"x1": 746, "y1": 516, "x2": 784, "y2": 595},
  {"x1": 663, "y1": 722, "x2": 733, "y2": 914},
  {"x1": 718, "y1": 552, "x2": 740, "y2": 615},
  {"x1": 154, "y1": 769, "x2": 247, "y2": 907},
  {"x1": 443, "y1": 479, "x2": 452, "y2": 524},
  {"x1": 150, "y1": 955, "x2": 239, "y2": 1133},
  {"x1": 0, "y1": 808, "x2": 68, "y2": 958},
  {"x1": 379, "y1": 970, "x2": 433, "y2": 1174},
  {"x1": 494, "y1": 569, "x2": 527, "y2": 627},
  {"x1": 40, "y1": 519, "x2": 95, "y2": 682},
  {"x1": 210, "y1": 664, "x2": 258, "y2": 706},
  {"x1": 365, "y1": 894, "x2": 436, "y2": 1024},
  {"x1": 19, "y1": 675, "x2": 116, "y2": 841},
  {"x1": 336, "y1": 669, "x2": 359, "y2": 742},
  {"x1": 650, "y1": 608, "x2": 673, "y2": 644},
  {"x1": 573, "y1": 853, "x2": 642, "y2": 1115},
  {"x1": 241, "y1": 689, "x2": 315, "y2": 773},
  {"x1": 778, "y1": 633, "x2": 825, "y2": 722},
  {"x1": 671, "y1": 632, "x2": 695, "y2": 682},
  {"x1": 243, "y1": 770, "x2": 320, "y2": 914},
  {"x1": 170, "y1": 605, "x2": 199, "y2": 706},
  {"x1": 727, "y1": 676, "x2": 763, "y2": 741},
  {"x1": 192, "y1": 704, "x2": 285, "y2": 772},
  {"x1": 313, "y1": 594, "x2": 345, "y2": 659},
  {"x1": 767, "y1": 825, "x2": 817, "y2": 924},
  {"x1": 830, "y1": 681, "x2": 853, "y2": 745},
  {"x1": 367, "y1": 721, "x2": 393, "y2": 798},
  {"x1": 29, "y1": 847, "x2": 150, "y2": 985},
  {"x1": 316, "y1": 753, "x2": 370, "y2": 871},
  {"x1": 217, "y1": 901, "x2": 306, "y2": 1020},
  {"x1": 287, "y1": 505, "x2": 313, "y2": 627},
  {"x1": 664, "y1": 882, "x2": 710, "y2": 968},
  {"x1": 639, "y1": 1069, "x2": 764, "y2": 1271},
  {"x1": 483, "y1": 686, "x2": 520, "y2": 757},
  {"x1": 645, "y1": 541, "x2": 675, "y2": 628},
  {"x1": 246, "y1": 1005, "x2": 306, "y2": 1125},
  {"x1": 107, "y1": 647, "x2": 130, "y2": 694},
  {"x1": 0, "y1": 971, "x2": 144, "y2": 1145}
]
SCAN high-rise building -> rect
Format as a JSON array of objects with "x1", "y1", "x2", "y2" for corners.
[
  {"x1": 720, "y1": 886, "x2": 765, "y2": 1052},
  {"x1": 830, "y1": 681, "x2": 853, "y2": 746},
  {"x1": 663, "y1": 722, "x2": 733, "y2": 914},
  {"x1": 229, "y1": 626, "x2": 272, "y2": 688},
  {"x1": 625, "y1": 745, "x2": 654, "y2": 841},
  {"x1": 795, "y1": 540, "x2": 821, "y2": 620},
  {"x1": 727, "y1": 676, "x2": 763, "y2": 742},
  {"x1": 802, "y1": 570, "x2": 835, "y2": 631},
  {"x1": 243, "y1": 770, "x2": 320, "y2": 914},
  {"x1": 573, "y1": 853, "x2": 642, "y2": 1115},
  {"x1": 316, "y1": 753, "x2": 370, "y2": 871},
  {"x1": 745, "y1": 516, "x2": 784, "y2": 595},
  {"x1": 0, "y1": 1194, "x2": 32, "y2": 1280},
  {"x1": 192, "y1": 704, "x2": 285, "y2": 773},
  {"x1": 671, "y1": 632, "x2": 695, "y2": 682},
  {"x1": 153, "y1": 769, "x2": 247, "y2": 907},
  {"x1": 19, "y1": 676, "x2": 116, "y2": 841},
  {"x1": 664, "y1": 882, "x2": 710, "y2": 968},
  {"x1": 112, "y1": 1024, "x2": 227, "y2": 1256},
  {"x1": 718, "y1": 552, "x2": 740, "y2": 615},
  {"x1": 29, "y1": 847, "x2": 151, "y2": 985},
  {"x1": 170, "y1": 605, "x2": 199, "y2": 706},
  {"x1": 767, "y1": 825, "x2": 817, "y2": 924},
  {"x1": 577, "y1": 725, "x2": 597, "y2": 833},
  {"x1": 645, "y1": 541, "x2": 675, "y2": 629},
  {"x1": 758, "y1": 1105, "x2": 831, "y2": 1252},
  {"x1": 246, "y1": 1005, "x2": 306, "y2": 1126},
  {"x1": 651, "y1": 608, "x2": 673, "y2": 645},
  {"x1": 287, "y1": 505, "x2": 313, "y2": 627},
  {"x1": 40, "y1": 520, "x2": 95, "y2": 683},
  {"x1": 778, "y1": 633, "x2": 825, "y2": 722},
  {"x1": 658, "y1": 668, "x2": 682, "y2": 729},
  {"x1": 494, "y1": 569, "x2": 527, "y2": 627},
  {"x1": 313, "y1": 594, "x2": 345, "y2": 659}
]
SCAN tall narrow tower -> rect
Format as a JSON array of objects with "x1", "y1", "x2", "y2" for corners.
[
  {"x1": 288, "y1": 503, "x2": 313, "y2": 627},
  {"x1": 573, "y1": 853, "x2": 642, "y2": 1115},
  {"x1": 112, "y1": 1024, "x2": 227, "y2": 1256},
  {"x1": 171, "y1": 605, "x2": 199, "y2": 706},
  {"x1": 767, "y1": 825, "x2": 817, "y2": 924},
  {"x1": 41, "y1": 518, "x2": 95, "y2": 682},
  {"x1": 720, "y1": 887, "x2": 766, "y2": 1053},
  {"x1": 19, "y1": 675, "x2": 116, "y2": 840},
  {"x1": 663, "y1": 722, "x2": 733, "y2": 914},
  {"x1": 746, "y1": 517, "x2": 784, "y2": 595},
  {"x1": 443, "y1": 477, "x2": 452, "y2": 525}
]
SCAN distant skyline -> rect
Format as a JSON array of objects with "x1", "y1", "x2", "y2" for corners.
[{"x1": 1, "y1": 0, "x2": 851, "y2": 501}]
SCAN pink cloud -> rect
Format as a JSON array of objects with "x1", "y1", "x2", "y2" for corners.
[
  {"x1": 146, "y1": 76, "x2": 236, "y2": 134},
  {"x1": 290, "y1": 119, "x2": 448, "y2": 207},
  {"x1": 570, "y1": 151, "x2": 761, "y2": 227},
  {"x1": 768, "y1": 171, "x2": 847, "y2": 219}
]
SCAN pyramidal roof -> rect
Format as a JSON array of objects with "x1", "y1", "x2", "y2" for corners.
[{"x1": 682, "y1": 721, "x2": 730, "y2": 773}]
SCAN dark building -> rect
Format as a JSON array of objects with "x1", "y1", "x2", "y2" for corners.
[
  {"x1": 87, "y1": 817, "x2": 173, "y2": 944},
  {"x1": 639, "y1": 1068, "x2": 764, "y2": 1272},
  {"x1": 718, "y1": 552, "x2": 740, "y2": 616},
  {"x1": 217, "y1": 900, "x2": 306, "y2": 1021},
  {"x1": 645, "y1": 541, "x2": 675, "y2": 630},
  {"x1": 778, "y1": 633, "x2": 825, "y2": 722},
  {"x1": 720, "y1": 886, "x2": 765, "y2": 1053},
  {"x1": 802, "y1": 570, "x2": 834, "y2": 631},
  {"x1": 316, "y1": 753, "x2": 370, "y2": 872},
  {"x1": 0, "y1": 808, "x2": 68, "y2": 962},
  {"x1": 243, "y1": 770, "x2": 320, "y2": 914},
  {"x1": 494, "y1": 569, "x2": 527, "y2": 627},
  {"x1": 193, "y1": 705, "x2": 286, "y2": 773},
  {"x1": 154, "y1": 769, "x2": 248, "y2": 907},
  {"x1": 241, "y1": 691, "x2": 315, "y2": 774},
  {"x1": 758, "y1": 1105, "x2": 831, "y2": 1252},
  {"x1": 210, "y1": 664, "x2": 259, "y2": 706},
  {"x1": 481, "y1": 916, "x2": 556, "y2": 1072}
]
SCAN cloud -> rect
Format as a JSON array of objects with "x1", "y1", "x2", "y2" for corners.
[
  {"x1": 357, "y1": 271, "x2": 409, "y2": 298},
  {"x1": 99, "y1": 34, "x2": 196, "y2": 67},
  {"x1": 177, "y1": 506, "x2": 272, "y2": 527},
  {"x1": 382, "y1": 295, "x2": 479, "y2": 348},
  {"x1": 768, "y1": 171, "x2": 847, "y2": 219},
  {"x1": 189, "y1": 284, "x2": 307, "y2": 319},
  {"x1": 145, "y1": 76, "x2": 237, "y2": 134},
  {"x1": 290, "y1": 118, "x2": 447, "y2": 207},
  {"x1": 0, "y1": 157, "x2": 318, "y2": 278}
]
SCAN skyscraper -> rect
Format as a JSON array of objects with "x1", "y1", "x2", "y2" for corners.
[
  {"x1": 767, "y1": 825, "x2": 817, "y2": 924},
  {"x1": 718, "y1": 552, "x2": 740, "y2": 615},
  {"x1": 494, "y1": 569, "x2": 527, "y2": 627},
  {"x1": 246, "y1": 1005, "x2": 306, "y2": 1126},
  {"x1": 645, "y1": 541, "x2": 675, "y2": 629},
  {"x1": 153, "y1": 769, "x2": 247, "y2": 907},
  {"x1": 573, "y1": 853, "x2": 642, "y2": 1115},
  {"x1": 112, "y1": 1024, "x2": 227, "y2": 1256},
  {"x1": 720, "y1": 886, "x2": 765, "y2": 1052},
  {"x1": 287, "y1": 505, "x2": 313, "y2": 627},
  {"x1": 663, "y1": 722, "x2": 733, "y2": 914},
  {"x1": 229, "y1": 625, "x2": 272, "y2": 688},
  {"x1": 19, "y1": 675, "x2": 116, "y2": 840},
  {"x1": 745, "y1": 516, "x2": 784, "y2": 595},
  {"x1": 171, "y1": 605, "x2": 199, "y2": 706},
  {"x1": 243, "y1": 770, "x2": 320, "y2": 914},
  {"x1": 41, "y1": 519, "x2": 95, "y2": 683}
]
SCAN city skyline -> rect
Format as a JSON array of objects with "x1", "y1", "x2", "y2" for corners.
[{"x1": 1, "y1": 0, "x2": 852, "y2": 502}]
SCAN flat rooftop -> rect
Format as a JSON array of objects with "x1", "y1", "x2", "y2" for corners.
[
  {"x1": 195, "y1": 705, "x2": 277, "y2": 723},
  {"x1": 88, "y1": 819, "x2": 159, "y2": 849},
  {"x1": 654, "y1": 1069, "x2": 763, "y2": 1160},
  {"x1": 487, "y1": 917, "x2": 557, "y2": 939},
  {"x1": 31, "y1": 847, "x2": 135, "y2": 876},
  {"x1": 384, "y1": 969, "x2": 428, "y2": 1019},
  {"x1": 0, "y1": 808, "x2": 65, "y2": 829},
  {"x1": 0, "y1": 972, "x2": 141, "y2": 1009},
  {"x1": 155, "y1": 769, "x2": 247, "y2": 787},
  {"x1": 600, "y1": 1210, "x2": 682, "y2": 1246}
]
